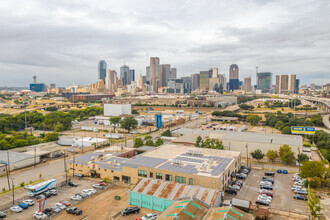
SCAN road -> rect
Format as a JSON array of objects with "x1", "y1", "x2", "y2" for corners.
[{"x1": 323, "y1": 114, "x2": 330, "y2": 130}]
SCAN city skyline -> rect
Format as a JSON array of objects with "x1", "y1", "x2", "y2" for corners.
[{"x1": 0, "y1": 0, "x2": 330, "y2": 87}]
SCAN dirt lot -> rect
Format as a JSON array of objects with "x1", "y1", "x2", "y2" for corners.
[
  {"x1": 54, "y1": 183, "x2": 160, "y2": 220},
  {"x1": 4, "y1": 178, "x2": 100, "y2": 220},
  {"x1": 225, "y1": 169, "x2": 309, "y2": 215}
]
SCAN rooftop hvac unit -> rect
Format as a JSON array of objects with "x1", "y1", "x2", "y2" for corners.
[
  {"x1": 173, "y1": 160, "x2": 183, "y2": 165},
  {"x1": 201, "y1": 163, "x2": 207, "y2": 170}
]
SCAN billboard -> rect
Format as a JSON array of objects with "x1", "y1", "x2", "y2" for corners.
[{"x1": 291, "y1": 126, "x2": 315, "y2": 135}]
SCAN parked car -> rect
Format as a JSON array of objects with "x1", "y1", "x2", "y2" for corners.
[
  {"x1": 262, "y1": 177, "x2": 274, "y2": 184},
  {"x1": 291, "y1": 185, "x2": 304, "y2": 191},
  {"x1": 260, "y1": 181, "x2": 272, "y2": 186},
  {"x1": 49, "y1": 206, "x2": 61, "y2": 213},
  {"x1": 88, "y1": 188, "x2": 97, "y2": 194},
  {"x1": 68, "y1": 182, "x2": 78, "y2": 187},
  {"x1": 236, "y1": 173, "x2": 246, "y2": 179},
  {"x1": 239, "y1": 169, "x2": 250, "y2": 174},
  {"x1": 98, "y1": 181, "x2": 108, "y2": 186},
  {"x1": 59, "y1": 200, "x2": 71, "y2": 207},
  {"x1": 43, "y1": 191, "x2": 52, "y2": 198},
  {"x1": 18, "y1": 203, "x2": 28, "y2": 209},
  {"x1": 42, "y1": 208, "x2": 53, "y2": 217},
  {"x1": 294, "y1": 189, "x2": 307, "y2": 195},
  {"x1": 10, "y1": 206, "x2": 23, "y2": 213},
  {"x1": 74, "y1": 173, "x2": 83, "y2": 177},
  {"x1": 49, "y1": 189, "x2": 58, "y2": 195},
  {"x1": 293, "y1": 194, "x2": 307, "y2": 201},
  {"x1": 264, "y1": 171, "x2": 275, "y2": 176},
  {"x1": 295, "y1": 181, "x2": 304, "y2": 186},
  {"x1": 258, "y1": 195, "x2": 272, "y2": 203},
  {"x1": 141, "y1": 213, "x2": 158, "y2": 220},
  {"x1": 0, "y1": 211, "x2": 6, "y2": 218},
  {"x1": 71, "y1": 195, "x2": 82, "y2": 201},
  {"x1": 225, "y1": 188, "x2": 237, "y2": 195},
  {"x1": 33, "y1": 211, "x2": 47, "y2": 219},
  {"x1": 66, "y1": 207, "x2": 82, "y2": 215},
  {"x1": 76, "y1": 192, "x2": 88, "y2": 199},
  {"x1": 55, "y1": 203, "x2": 66, "y2": 210},
  {"x1": 35, "y1": 194, "x2": 46, "y2": 200},
  {"x1": 121, "y1": 207, "x2": 140, "y2": 216},
  {"x1": 23, "y1": 199, "x2": 35, "y2": 206},
  {"x1": 259, "y1": 189, "x2": 273, "y2": 197},
  {"x1": 93, "y1": 184, "x2": 104, "y2": 189},
  {"x1": 233, "y1": 180, "x2": 244, "y2": 186},
  {"x1": 81, "y1": 190, "x2": 93, "y2": 197},
  {"x1": 240, "y1": 166, "x2": 250, "y2": 171},
  {"x1": 256, "y1": 199, "x2": 270, "y2": 206},
  {"x1": 260, "y1": 185, "x2": 273, "y2": 190}
]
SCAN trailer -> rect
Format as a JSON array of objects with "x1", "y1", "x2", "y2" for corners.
[
  {"x1": 25, "y1": 179, "x2": 56, "y2": 196},
  {"x1": 232, "y1": 198, "x2": 251, "y2": 212}
]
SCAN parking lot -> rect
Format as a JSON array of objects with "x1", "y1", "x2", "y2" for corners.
[
  {"x1": 3, "y1": 178, "x2": 100, "y2": 220},
  {"x1": 225, "y1": 169, "x2": 309, "y2": 215}
]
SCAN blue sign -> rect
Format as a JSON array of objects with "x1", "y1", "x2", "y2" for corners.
[{"x1": 291, "y1": 126, "x2": 315, "y2": 135}]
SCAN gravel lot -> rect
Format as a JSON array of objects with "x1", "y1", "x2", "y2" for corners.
[
  {"x1": 225, "y1": 169, "x2": 309, "y2": 214},
  {"x1": 4, "y1": 178, "x2": 100, "y2": 220}
]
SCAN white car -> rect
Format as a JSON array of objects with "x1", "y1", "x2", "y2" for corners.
[
  {"x1": 71, "y1": 195, "x2": 82, "y2": 201},
  {"x1": 295, "y1": 181, "x2": 304, "y2": 186},
  {"x1": 260, "y1": 181, "x2": 272, "y2": 186},
  {"x1": 291, "y1": 185, "x2": 304, "y2": 191},
  {"x1": 93, "y1": 184, "x2": 104, "y2": 189},
  {"x1": 50, "y1": 206, "x2": 61, "y2": 213},
  {"x1": 74, "y1": 173, "x2": 83, "y2": 177},
  {"x1": 10, "y1": 206, "x2": 23, "y2": 213},
  {"x1": 258, "y1": 194, "x2": 272, "y2": 201},
  {"x1": 141, "y1": 213, "x2": 158, "y2": 220},
  {"x1": 230, "y1": 185, "x2": 240, "y2": 190},
  {"x1": 55, "y1": 202, "x2": 66, "y2": 210},
  {"x1": 87, "y1": 188, "x2": 97, "y2": 194},
  {"x1": 33, "y1": 211, "x2": 47, "y2": 219},
  {"x1": 81, "y1": 190, "x2": 93, "y2": 196},
  {"x1": 49, "y1": 189, "x2": 58, "y2": 195},
  {"x1": 23, "y1": 199, "x2": 35, "y2": 206}
]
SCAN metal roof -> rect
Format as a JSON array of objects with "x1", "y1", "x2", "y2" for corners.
[
  {"x1": 137, "y1": 146, "x2": 157, "y2": 151},
  {"x1": 124, "y1": 156, "x2": 167, "y2": 168},
  {"x1": 0, "y1": 151, "x2": 35, "y2": 164}
]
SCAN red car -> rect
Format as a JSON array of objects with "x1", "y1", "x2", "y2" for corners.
[
  {"x1": 260, "y1": 192, "x2": 273, "y2": 198},
  {"x1": 99, "y1": 182, "x2": 108, "y2": 186},
  {"x1": 59, "y1": 200, "x2": 71, "y2": 206}
]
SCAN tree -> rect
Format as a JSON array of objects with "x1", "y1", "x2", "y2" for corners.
[
  {"x1": 266, "y1": 150, "x2": 278, "y2": 163},
  {"x1": 131, "y1": 109, "x2": 139, "y2": 115},
  {"x1": 161, "y1": 129, "x2": 172, "y2": 137},
  {"x1": 246, "y1": 115, "x2": 262, "y2": 125},
  {"x1": 120, "y1": 116, "x2": 138, "y2": 132},
  {"x1": 195, "y1": 136, "x2": 203, "y2": 147},
  {"x1": 154, "y1": 138, "x2": 163, "y2": 147},
  {"x1": 239, "y1": 104, "x2": 254, "y2": 110},
  {"x1": 54, "y1": 123, "x2": 65, "y2": 132},
  {"x1": 300, "y1": 161, "x2": 326, "y2": 178},
  {"x1": 307, "y1": 190, "x2": 322, "y2": 219},
  {"x1": 144, "y1": 135, "x2": 152, "y2": 140},
  {"x1": 250, "y1": 149, "x2": 265, "y2": 161},
  {"x1": 297, "y1": 153, "x2": 309, "y2": 163},
  {"x1": 279, "y1": 144, "x2": 291, "y2": 157},
  {"x1": 109, "y1": 117, "x2": 121, "y2": 133},
  {"x1": 281, "y1": 126, "x2": 291, "y2": 134},
  {"x1": 134, "y1": 138, "x2": 144, "y2": 148},
  {"x1": 43, "y1": 132, "x2": 59, "y2": 142},
  {"x1": 145, "y1": 139, "x2": 154, "y2": 146},
  {"x1": 274, "y1": 121, "x2": 283, "y2": 130},
  {"x1": 279, "y1": 144, "x2": 295, "y2": 164},
  {"x1": 311, "y1": 115, "x2": 323, "y2": 126}
]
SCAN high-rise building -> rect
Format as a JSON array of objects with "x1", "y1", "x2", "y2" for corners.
[
  {"x1": 105, "y1": 69, "x2": 117, "y2": 91},
  {"x1": 137, "y1": 74, "x2": 143, "y2": 88},
  {"x1": 229, "y1": 64, "x2": 239, "y2": 91},
  {"x1": 167, "y1": 79, "x2": 183, "y2": 94},
  {"x1": 159, "y1": 64, "x2": 171, "y2": 88},
  {"x1": 169, "y1": 68, "x2": 177, "y2": 79},
  {"x1": 191, "y1": 73, "x2": 200, "y2": 91},
  {"x1": 98, "y1": 60, "x2": 107, "y2": 82},
  {"x1": 199, "y1": 71, "x2": 210, "y2": 90},
  {"x1": 128, "y1": 69, "x2": 135, "y2": 84},
  {"x1": 182, "y1": 76, "x2": 192, "y2": 93},
  {"x1": 288, "y1": 74, "x2": 296, "y2": 93},
  {"x1": 212, "y1": 68, "x2": 218, "y2": 78},
  {"x1": 209, "y1": 77, "x2": 220, "y2": 92},
  {"x1": 219, "y1": 74, "x2": 226, "y2": 91},
  {"x1": 275, "y1": 74, "x2": 297, "y2": 94},
  {"x1": 120, "y1": 65, "x2": 130, "y2": 86},
  {"x1": 295, "y1": 79, "x2": 300, "y2": 94},
  {"x1": 150, "y1": 57, "x2": 160, "y2": 92},
  {"x1": 310, "y1": 83, "x2": 316, "y2": 90},
  {"x1": 243, "y1": 76, "x2": 252, "y2": 92},
  {"x1": 257, "y1": 72, "x2": 272, "y2": 92},
  {"x1": 146, "y1": 66, "x2": 150, "y2": 84}
]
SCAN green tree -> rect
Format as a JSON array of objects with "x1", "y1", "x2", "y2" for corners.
[
  {"x1": 133, "y1": 138, "x2": 144, "y2": 148},
  {"x1": 250, "y1": 149, "x2": 265, "y2": 161},
  {"x1": 144, "y1": 135, "x2": 152, "y2": 140},
  {"x1": 307, "y1": 190, "x2": 322, "y2": 219},
  {"x1": 109, "y1": 117, "x2": 121, "y2": 133},
  {"x1": 43, "y1": 132, "x2": 59, "y2": 142},
  {"x1": 161, "y1": 129, "x2": 172, "y2": 137},
  {"x1": 120, "y1": 116, "x2": 138, "y2": 132},
  {"x1": 279, "y1": 144, "x2": 295, "y2": 164},
  {"x1": 311, "y1": 115, "x2": 323, "y2": 126},
  {"x1": 154, "y1": 138, "x2": 163, "y2": 147},
  {"x1": 54, "y1": 123, "x2": 65, "y2": 132},
  {"x1": 266, "y1": 150, "x2": 279, "y2": 163},
  {"x1": 246, "y1": 115, "x2": 262, "y2": 125},
  {"x1": 297, "y1": 153, "x2": 309, "y2": 163},
  {"x1": 145, "y1": 139, "x2": 154, "y2": 146},
  {"x1": 131, "y1": 109, "x2": 139, "y2": 115},
  {"x1": 274, "y1": 121, "x2": 284, "y2": 130},
  {"x1": 281, "y1": 126, "x2": 291, "y2": 134},
  {"x1": 300, "y1": 161, "x2": 326, "y2": 178},
  {"x1": 195, "y1": 136, "x2": 203, "y2": 147}
]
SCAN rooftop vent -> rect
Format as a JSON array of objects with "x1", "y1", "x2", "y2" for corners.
[{"x1": 173, "y1": 160, "x2": 183, "y2": 165}]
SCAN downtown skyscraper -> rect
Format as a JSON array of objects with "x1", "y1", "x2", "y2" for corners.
[
  {"x1": 98, "y1": 60, "x2": 107, "y2": 82},
  {"x1": 229, "y1": 64, "x2": 239, "y2": 91}
]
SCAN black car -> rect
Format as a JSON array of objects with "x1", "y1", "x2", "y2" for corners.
[
  {"x1": 43, "y1": 191, "x2": 52, "y2": 198},
  {"x1": 67, "y1": 207, "x2": 82, "y2": 215},
  {"x1": 265, "y1": 171, "x2": 275, "y2": 176},
  {"x1": 225, "y1": 188, "x2": 237, "y2": 195},
  {"x1": 0, "y1": 211, "x2": 6, "y2": 218},
  {"x1": 35, "y1": 194, "x2": 46, "y2": 200},
  {"x1": 236, "y1": 173, "x2": 246, "y2": 179},
  {"x1": 68, "y1": 182, "x2": 78, "y2": 187},
  {"x1": 260, "y1": 185, "x2": 273, "y2": 190},
  {"x1": 262, "y1": 177, "x2": 274, "y2": 184},
  {"x1": 240, "y1": 166, "x2": 250, "y2": 171},
  {"x1": 121, "y1": 207, "x2": 140, "y2": 216},
  {"x1": 232, "y1": 180, "x2": 243, "y2": 187},
  {"x1": 293, "y1": 194, "x2": 307, "y2": 201},
  {"x1": 256, "y1": 199, "x2": 270, "y2": 206},
  {"x1": 43, "y1": 208, "x2": 53, "y2": 217}
]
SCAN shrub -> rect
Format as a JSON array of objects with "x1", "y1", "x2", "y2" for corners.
[{"x1": 19, "y1": 182, "x2": 25, "y2": 187}]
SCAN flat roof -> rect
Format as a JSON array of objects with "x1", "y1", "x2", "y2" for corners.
[{"x1": 0, "y1": 151, "x2": 35, "y2": 164}]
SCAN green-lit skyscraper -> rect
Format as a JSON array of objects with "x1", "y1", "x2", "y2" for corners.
[{"x1": 257, "y1": 72, "x2": 272, "y2": 92}]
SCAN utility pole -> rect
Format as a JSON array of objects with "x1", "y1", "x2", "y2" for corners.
[
  {"x1": 34, "y1": 146, "x2": 36, "y2": 167},
  {"x1": 24, "y1": 103, "x2": 27, "y2": 129},
  {"x1": 5, "y1": 163, "x2": 10, "y2": 191},
  {"x1": 7, "y1": 151, "x2": 10, "y2": 175},
  {"x1": 12, "y1": 177, "x2": 15, "y2": 205},
  {"x1": 63, "y1": 150, "x2": 68, "y2": 184},
  {"x1": 298, "y1": 146, "x2": 301, "y2": 172},
  {"x1": 246, "y1": 144, "x2": 249, "y2": 167},
  {"x1": 294, "y1": 99, "x2": 296, "y2": 118},
  {"x1": 72, "y1": 153, "x2": 75, "y2": 177}
]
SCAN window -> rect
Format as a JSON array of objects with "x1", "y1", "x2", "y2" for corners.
[
  {"x1": 138, "y1": 170, "x2": 147, "y2": 177},
  {"x1": 175, "y1": 176, "x2": 186, "y2": 184},
  {"x1": 150, "y1": 172, "x2": 153, "y2": 178},
  {"x1": 189, "y1": 178, "x2": 193, "y2": 185},
  {"x1": 156, "y1": 173, "x2": 162, "y2": 180},
  {"x1": 165, "y1": 174, "x2": 172, "y2": 181},
  {"x1": 104, "y1": 169, "x2": 107, "y2": 171}
]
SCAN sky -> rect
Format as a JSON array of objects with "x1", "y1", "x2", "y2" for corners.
[{"x1": 0, "y1": 0, "x2": 329, "y2": 87}]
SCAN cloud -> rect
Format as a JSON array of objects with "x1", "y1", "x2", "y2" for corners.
[{"x1": 0, "y1": 0, "x2": 329, "y2": 87}]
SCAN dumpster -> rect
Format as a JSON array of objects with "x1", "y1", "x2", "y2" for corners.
[{"x1": 277, "y1": 169, "x2": 282, "y2": 173}]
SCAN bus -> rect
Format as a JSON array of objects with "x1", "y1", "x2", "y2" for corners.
[{"x1": 25, "y1": 179, "x2": 57, "y2": 197}]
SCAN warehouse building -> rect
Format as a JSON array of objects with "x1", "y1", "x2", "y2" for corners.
[
  {"x1": 129, "y1": 178, "x2": 221, "y2": 212},
  {"x1": 0, "y1": 151, "x2": 40, "y2": 170},
  {"x1": 104, "y1": 104, "x2": 131, "y2": 116},
  {"x1": 68, "y1": 144, "x2": 241, "y2": 190}
]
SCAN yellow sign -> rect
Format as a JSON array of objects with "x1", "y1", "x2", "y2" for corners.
[{"x1": 291, "y1": 126, "x2": 315, "y2": 135}]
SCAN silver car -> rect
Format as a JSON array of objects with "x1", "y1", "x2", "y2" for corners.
[{"x1": 71, "y1": 195, "x2": 82, "y2": 201}]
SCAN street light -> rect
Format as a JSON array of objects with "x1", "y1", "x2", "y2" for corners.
[
  {"x1": 246, "y1": 144, "x2": 249, "y2": 167},
  {"x1": 12, "y1": 177, "x2": 15, "y2": 205}
]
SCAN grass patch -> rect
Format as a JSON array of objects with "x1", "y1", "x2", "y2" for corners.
[{"x1": 0, "y1": 179, "x2": 45, "y2": 196}]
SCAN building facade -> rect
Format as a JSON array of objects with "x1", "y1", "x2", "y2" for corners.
[
  {"x1": 229, "y1": 64, "x2": 239, "y2": 91},
  {"x1": 98, "y1": 60, "x2": 107, "y2": 82},
  {"x1": 243, "y1": 77, "x2": 252, "y2": 92},
  {"x1": 150, "y1": 57, "x2": 160, "y2": 92},
  {"x1": 200, "y1": 71, "x2": 210, "y2": 90},
  {"x1": 257, "y1": 72, "x2": 272, "y2": 92},
  {"x1": 191, "y1": 73, "x2": 200, "y2": 91}
]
